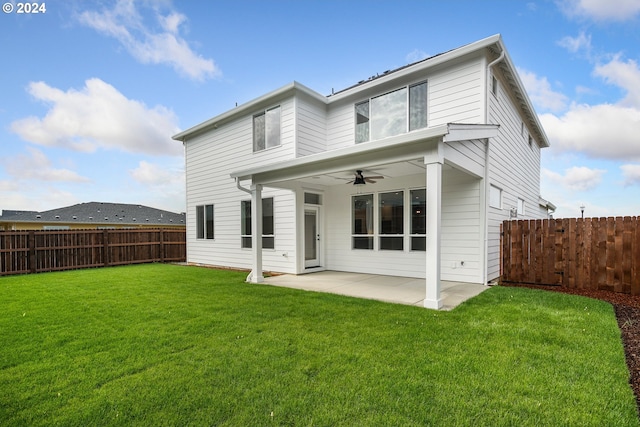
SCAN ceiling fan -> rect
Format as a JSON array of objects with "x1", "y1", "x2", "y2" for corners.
[{"x1": 347, "y1": 170, "x2": 385, "y2": 185}]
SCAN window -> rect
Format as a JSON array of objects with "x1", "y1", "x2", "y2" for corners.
[
  {"x1": 410, "y1": 189, "x2": 426, "y2": 251},
  {"x1": 196, "y1": 204, "x2": 214, "y2": 239},
  {"x1": 253, "y1": 106, "x2": 281, "y2": 151},
  {"x1": 409, "y1": 82, "x2": 428, "y2": 131},
  {"x1": 304, "y1": 192, "x2": 322, "y2": 205},
  {"x1": 355, "y1": 81, "x2": 427, "y2": 143},
  {"x1": 379, "y1": 191, "x2": 404, "y2": 250},
  {"x1": 490, "y1": 185, "x2": 502, "y2": 209},
  {"x1": 241, "y1": 198, "x2": 274, "y2": 249},
  {"x1": 371, "y1": 88, "x2": 407, "y2": 140},
  {"x1": 352, "y1": 194, "x2": 373, "y2": 249},
  {"x1": 355, "y1": 101, "x2": 370, "y2": 143},
  {"x1": 517, "y1": 198, "x2": 525, "y2": 216}
]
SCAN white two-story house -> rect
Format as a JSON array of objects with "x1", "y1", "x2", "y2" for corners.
[{"x1": 173, "y1": 34, "x2": 554, "y2": 309}]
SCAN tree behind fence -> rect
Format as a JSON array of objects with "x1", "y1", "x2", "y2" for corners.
[
  {"x1": 0, "y1": 229, "x2": 186, "y2": 276},
  {"x1": 501, "y1": 217, "x2": 640, "y2": 294}
]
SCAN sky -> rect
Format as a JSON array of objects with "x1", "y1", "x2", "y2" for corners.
[{"x1": 1, "y1": 0, "x2": 640, "y2": 218}]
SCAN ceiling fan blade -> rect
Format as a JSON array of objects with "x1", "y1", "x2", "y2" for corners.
[
  {"x1": 366, "y1": 175, "x2": 385, "y2": 179},
  {"x1": 365, "y1": 179, "x2": 377, "y2": 184}
]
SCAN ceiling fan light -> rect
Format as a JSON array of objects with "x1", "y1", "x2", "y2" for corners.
[{"x1": 353, "y1": 176, "x2": 366, "y2": 185}]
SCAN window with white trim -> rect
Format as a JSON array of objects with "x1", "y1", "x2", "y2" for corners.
[
  {"x1": 196, "y1": 204, "x2": 214, "y2": 239},
  {"x1": 241, "y1": 198, "x2": 274, "y2": 249},
  {"x1": 253, "y1": 106, "x2": 281, "y2": 152},
  {"x1": 410, "y1": 189, "x2": 426, "y2": 251},
  {"x1": 379, "y1": 191, "x2": 404, "y2": 250},
  {"x1": 490, "y1": 185, "x2": 502, "y2": 209},
  {"x1": 352, "y1": 194, "x2": 374, "y2": 249},
  {"x1": 354, "y1": 81, "x2": 427, "y2": 143},
  {"x1": 517, "y1": 198, "x2": 525, "y2": 216},
  {"x1": 352, "y1": 189, "x2": 426, "y2": 251}
]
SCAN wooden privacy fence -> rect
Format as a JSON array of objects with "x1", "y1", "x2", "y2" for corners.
[
  {"x1": 501, "y1": 217, "x2": 640, "y2": 294},
  {"x1": 0, "y1": 229, "x2": 186, "y2": 276}
]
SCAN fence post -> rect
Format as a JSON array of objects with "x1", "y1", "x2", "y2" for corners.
[
  {"x1": 28, "y1": 231, "x2": 36, "y2": 274},
  {"x1": 159, "y1": 229, "x2": 165, "y2": 263},
  {"x1": 103, "y1": 229, "x2": 110, "y2": 267}
]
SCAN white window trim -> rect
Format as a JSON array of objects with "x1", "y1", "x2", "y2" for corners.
[
  {"x1": 354, "y1": 80, "x2": 428, "y2": 143},
  {"x1": 489, "y1": 185, "x2": 502, "y2": 209}
]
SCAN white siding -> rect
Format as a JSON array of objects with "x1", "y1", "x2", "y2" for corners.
[
  {"x1": 441, "y1": 169, "x2": 482, "y2": 283},
  {"x1": 428, "y1": 58, "x2": 484, "y2": 126},
  {"x1": 324, "y1": 56, "x2": 485, "y2": 152},
  {"x1": 184, "y1": 97, "x2": 298, "y2": 273},
  {"x1": 321, "y1": 170, "x2": 482, "y2": 282},
  {"x1": 485, "y1": 68, "x2": 545, "y2": 280},
  {"x1": 324, "y1": 174, "x2": 428, "y2": 278},
  {"x1": 296, "y1": 94, "x2": 327, "y2": 157}
]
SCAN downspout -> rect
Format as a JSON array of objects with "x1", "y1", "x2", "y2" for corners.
[
  {"x1": 236, "y1": 177, "x2": 252, "y2": 195},
  {"x1": 483, "y1": 49, "x2": 505, "y2": 286}
]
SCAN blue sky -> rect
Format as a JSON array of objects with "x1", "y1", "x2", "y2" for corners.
[{"x1": 1, "y1": 0, "x2": 640, "y2": 218}]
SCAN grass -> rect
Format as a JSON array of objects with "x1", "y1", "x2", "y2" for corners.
[{"x1": 0, "y1": 264, "x2": 638, "y2": 426}]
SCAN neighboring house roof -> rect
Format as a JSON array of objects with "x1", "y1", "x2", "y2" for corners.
[
  {"x1": 172, "y1": 34, "x2": 549, "y2": 149},
  {"x1": 0, "y1": 202, "x2": 186, "y2": 226}
]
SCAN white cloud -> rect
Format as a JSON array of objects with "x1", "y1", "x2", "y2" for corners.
[
  {"x1": 3, "y1": 147, "x2": 90, "y2": 183},
  {"x1": 77, "y1": 0, "x2": 219, "y2": 81},
  {"x1": 540, "y1": 55, "x2": 640, "y2": 160},
  {"x1": 558, "y1": 0, "x2": 640, "y2": 21},
  {"x1": 557, "y1": 31, "x2": 592, "y2": 57},
  {"x1": 594, "y1": 56, "x2": 640, "y2": 107},
  {"x1": 517, "y1": 68, "x2": 569, "y2": 113},
  {"x1": 130, "y1": 160, "x2": 182, "y2": 186},
  {"x1": 543, "y1": 166, "x2": 605, "y2": 191},
  {"x1": 406, "y1": 49, "x2": 429, "y2": 63},
  {"x1": 540, "y1": 104, "x2": 640, "y2": 160},
  {"x1": 129, "y1": 160, "x2": 185, "y2": 211},
  {"x1": 11, "y1": 78, "x2": 182, "y2": 156},
  {"x1": 621, "y1": 164, "x2": 640, "y2": 186}
]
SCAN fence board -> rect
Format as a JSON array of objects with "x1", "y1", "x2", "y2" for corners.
[
  {"x1": 0, "y1": 229, "x2": 185, "y2": 276},
  {"x1": 502, "y1": 217, "x2": 640, "y2": 294}
]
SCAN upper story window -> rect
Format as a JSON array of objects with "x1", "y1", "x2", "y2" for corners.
[
  {"x1": 355, "y1": 81, "x2": 427, "y2": 144},
  {"x1": 253, "y1": 106, "x2": 281, "y2": 152}
]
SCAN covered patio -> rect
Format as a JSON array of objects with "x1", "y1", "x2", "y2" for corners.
[
  {"x1": 232, "y1": 123, "x2": 500, "y2": 310},
  {"x1": 263, "y1": 271, "x2": 489, "y2": 310}
]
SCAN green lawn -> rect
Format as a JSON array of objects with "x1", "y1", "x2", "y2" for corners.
[{"x1": 0, "y1": 264, "x2": 637, "y2": 426}]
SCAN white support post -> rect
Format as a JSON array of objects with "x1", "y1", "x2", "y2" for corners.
[
  {"x1": 424, "y1": 145, "x2": 443, "y2": 309},
  {"x1": 248, "y1": 183, "x2": 264, "y2": 283}
]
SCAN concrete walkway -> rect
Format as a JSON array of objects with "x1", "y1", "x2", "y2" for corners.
[{"x1": 263, "y1": 271, "x2": 488, "y2": 310}]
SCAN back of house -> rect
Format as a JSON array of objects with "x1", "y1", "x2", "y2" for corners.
[{"x1": 174, "y1": 34, "x2": 553, "y2": 306}]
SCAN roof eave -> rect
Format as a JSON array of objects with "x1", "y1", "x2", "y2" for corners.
[{"x1": 172, "y1": 81, "x2": 327, "y2": 142}]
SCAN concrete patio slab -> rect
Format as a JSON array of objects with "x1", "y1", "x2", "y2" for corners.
[{"x1": 263, "y1": 271, "x2": 488, "y2": 310}]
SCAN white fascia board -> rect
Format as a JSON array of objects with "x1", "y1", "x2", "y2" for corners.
[
  {"x1": 493, "y1": 39, "x2": 551, "y2": 148},
  {"x1": 172, "y1": 81, "x2": 327, "y2": 141},
  {"x1": 443, "y1": 123, "x2": 500, "y2": 142}
]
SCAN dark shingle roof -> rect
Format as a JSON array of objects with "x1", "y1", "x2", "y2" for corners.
[{"x1": 0, "y1": 202, "x2": 185, "y2": 226}]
